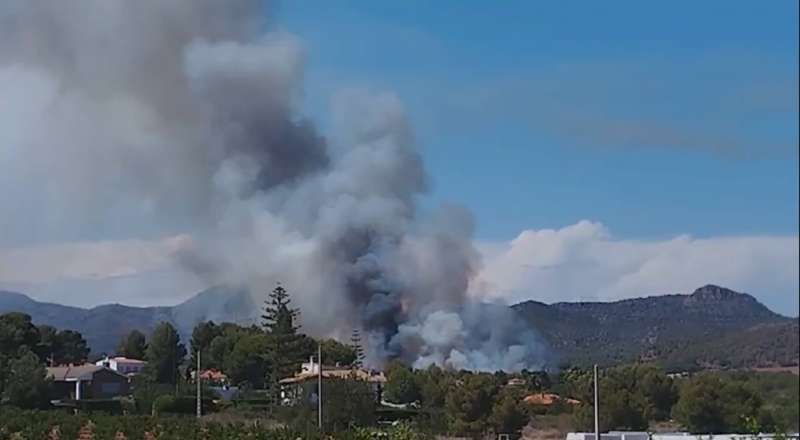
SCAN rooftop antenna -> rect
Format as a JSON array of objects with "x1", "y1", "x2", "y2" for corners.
[{"x1": 594, "y1": 364, "x2": 600, "y2": 440}]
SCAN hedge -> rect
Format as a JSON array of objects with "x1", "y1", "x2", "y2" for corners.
[{"x1": 0, "y1": 407, "x2": 428, "y2": 440}]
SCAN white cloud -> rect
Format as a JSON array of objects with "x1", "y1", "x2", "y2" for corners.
[
  {"x1": 471, "y1": 220, "x2": 799, "y2": 316},
  {"x1": 2, "y1": 220, "x2": 797, "y2": 316},
  {"x1": 0, "y1": 235, "x2": 204, "y2": 307},
  {"x1": 0, "y1": 235, "x2": 192, "y2": 284}
]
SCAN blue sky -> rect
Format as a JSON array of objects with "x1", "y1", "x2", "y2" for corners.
[
  {"x1": 0, "y1": 1, "x2": 797, "y2": 315},
  {"x1": 277, "y1": 0, "x2": 799, "y2": 241}
]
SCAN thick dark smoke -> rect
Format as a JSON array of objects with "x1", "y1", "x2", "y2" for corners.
[{"x1": 0, "y1": 0, "x2": 549, "y2": 371}]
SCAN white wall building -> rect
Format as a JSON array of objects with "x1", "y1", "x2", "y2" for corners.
[
  {"x1": 95, "y1": 356, "x2": 146, "y2": 375},
  {"x1": 567, "y1": 433, "x2": 799, "y2": 440}
]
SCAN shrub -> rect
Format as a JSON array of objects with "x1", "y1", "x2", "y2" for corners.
[{"x1": 152, "y1": 395, "x2": 214, "y2": 415}]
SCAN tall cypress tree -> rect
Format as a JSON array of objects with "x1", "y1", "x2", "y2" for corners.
[
  {"x1": 350, "y1": 328, "x2": 366, "y2": 369},
  {"x1": 262, "y1": 283, "x2": 309, "y2": 396}
]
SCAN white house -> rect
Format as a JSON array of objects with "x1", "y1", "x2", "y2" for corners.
[
  {"x1": 95, "y1": 356, "x2": 147, "y2": 376},
  {"x1": 279, "y1": 356, "x2": 386, "y2": 406}
]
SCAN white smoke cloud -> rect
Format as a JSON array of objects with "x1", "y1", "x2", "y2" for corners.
[
  {"x1": 0, "y1": 0, "x2": 545, "y2": 371},
  {"x1": 3, "y1": 2, "x2": 794, "y2": 373},
  {"x1": 472, "y1": 220, "x2": 799, "y2": 315},
  {"x1": 4, "y1": 220, "x2": 796, "y2": 315}
]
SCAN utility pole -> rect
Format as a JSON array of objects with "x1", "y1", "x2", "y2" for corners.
[
  {"x1": 174, "y1": 347, "x2": 178, "y2": 395},
  {"x1": 317, "y1": 342, "x2": 323, "y2": 432},
  {"x1": 594, "y1": 364, "x2": 600, "y2": 440},
  {"x1": 196, "y1": 349, "x2": 202, "y2": 418}
]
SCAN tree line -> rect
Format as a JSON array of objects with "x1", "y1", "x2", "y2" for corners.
[
  {"x1": 376, "y1": 363, "x2": 798, "y2": 435},
  {"x1": 0, "y1": 285, "x2": 364, "y2": 408},
  {"x1": 2, "y1": 284, "x2": 797, "y2": 436}
]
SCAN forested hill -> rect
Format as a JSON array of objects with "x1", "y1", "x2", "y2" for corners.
[
  {"x1": 512, "y1": 285, "x2": 798, "y2": 370},
  {"x1": 2, "y1": 284, "x2": 796, "y2": 371}
]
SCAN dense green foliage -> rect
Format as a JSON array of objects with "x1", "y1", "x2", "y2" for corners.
[
  {"x1": 1, "y1": 314, "x2": 89, "y2": 368},
  {"x1": 569, "y1": 365, "x2": 678, "y2": 431},
  {"x1": 661, "y1": 320, "x2": 800, "y2": 371},
  {"x1": 0, "y1": 407, "x2": 431, "y2": 440},
  {"x1": 672, "y1": 374, "x2": 762, "y2": 433},
  {"x1": 225, "y1": 332, "x2": 270, "y2": 387},
  {"x1": 117, "y1": 329, "x2": 148, "y2": 359},
  {"x1": 322, "y1": 378, "x2": 377, "y2": 431},
  {"x1": 206, "y1": 322, "x2": 259, "y2": 372},
  {"x1": 385, "y1": 363, "x2": 797, "y2": 436},
  {"x1": 2, "y1": 348, "x2": 52, "y2": 409},
  {"x1": 190, "y1": 320, "x2": 221, "y2": 369},
  {"x1": 672, "y1": 372, "x2": 798, "y2": 434},
  {"x1": 489, "y1": 388, "x2": 529, "y2": 434},
  {"x1": 0, "y1": 313, "x2": 41, "y2": 395},
  {"x1": 152, "y1": 394, "x2": 214, "y2": 416},
  {"x1": 0, "y1": 313, "x2": 39, "y2": 354},
  {"x1": 743, "y1": 371, "x2": 800, "y2": 432},
  {"x1": 513, "y1": 285, "x2": 796, "y2": 369},
  {"x1": 144, "y1": 322, "x2": 187, "y2": 384},
  {"x1": 444, "y1": 373, "x2": 499, "y2": 435},
  {"x1": 384, "y1": 362, "x2": 421, "y2": 404},
  {"x1": 0, "y1": 312, "x2": 88, "y2": 403},
  {"x1": 320, "y1": 338, "x2": 357, "y2": 366}
]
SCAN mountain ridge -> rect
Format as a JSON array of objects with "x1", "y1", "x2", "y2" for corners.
[
  {"x1": 1, "y1": 284, "x2": 795, "y2": 370},
  {"x1": 0, "y1": 286, "x2": 258, "y2": 356},
  {"x1": 511, "y1": 285, "x2": 796, "y2": 370}
]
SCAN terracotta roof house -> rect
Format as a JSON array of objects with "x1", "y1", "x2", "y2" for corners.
[
  {"x1": 198, "y1": 369, "x2": 228, "y2": 383},
  {"x1": 523, "y1": 392, "x2": 580, "y2": 406},
  {"x1": 47, "y1": 364, "x2": 130, "y2": 401}
]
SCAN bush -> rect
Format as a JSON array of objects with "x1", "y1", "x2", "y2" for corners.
[
  {"x1": 2, "y1": 349, "x2": 52, "y2": 409},
  {"x1": 672, "y1": 373, "x2": 764, "y2": 433},
  {"x1": 152, "y1": 395, "x2": 214, "y2": 415},
  {"x1": 73, "y1": 399, "x2": 123, "y2": 414},
  {"x1": 0, "y1": 407, "x2": 436, "y2": 439},
  {"x1": 130, "y1": 377, "x2": 174, "y2": 414}
]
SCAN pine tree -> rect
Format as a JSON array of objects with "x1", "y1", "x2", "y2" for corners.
[
  {"x1": 350, "y1": 328, "x2": 366, "y2": 369},
  {"x1": 261, "y1": 283, "x2": 312, "y2": 397},
  {"x1": 262, "y1": 283, "x2": 300, "y2": 335}
]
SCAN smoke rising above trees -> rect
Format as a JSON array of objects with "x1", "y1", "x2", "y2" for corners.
[{"x1": 0, "y1": 0, "x2": 549, "y2": 371}]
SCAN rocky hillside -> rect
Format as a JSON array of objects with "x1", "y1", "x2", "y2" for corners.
[{"x1": 512, "y1": 285, "x2": 796, "y2": 370}]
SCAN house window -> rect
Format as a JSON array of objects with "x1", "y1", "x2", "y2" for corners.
[{"x1": 101, "y1": 383, "x2": 121, "y2": 394}]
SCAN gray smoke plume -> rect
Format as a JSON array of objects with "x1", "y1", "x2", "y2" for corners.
[{"x1": 0, "y1": 0, "x2": 549, "y2": 371}]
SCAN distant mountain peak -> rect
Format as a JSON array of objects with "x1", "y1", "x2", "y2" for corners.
[
  {"x1": 690, "y1": 284, "x2": 748, "y2": 301},
  {"x1": 0, "y1": 286, "x2": 259, "y2": 356},
  {"x1": 0, "y1": 290, "x2": 35, "y2": 304},
  {"x1": 511, "y1": 284, "x2": 792, "y2": 370},
  {"x1": 682, "y1": 285, "x2": 770, "y2": 316}
]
